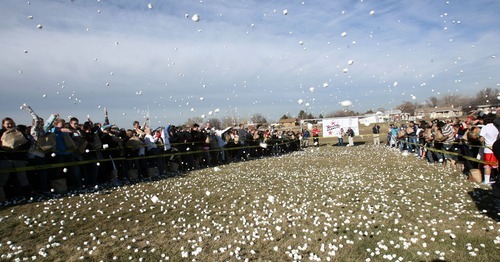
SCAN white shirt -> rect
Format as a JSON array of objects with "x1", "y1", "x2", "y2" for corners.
[
  {"x1": 479, "y1": 123, "x2": 498, "y2": 154},
  {"x1": 416, "y1": 127, "x2": 423, "y2": 138},
  {"x1": 144, "y1": 134, "x2": 158, "y2": 151}
]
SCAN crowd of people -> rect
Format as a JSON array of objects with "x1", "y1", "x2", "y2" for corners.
[
  {"x1": 0, "y1": 106, "x2": 304, "y2": 202},
  {"x1": 382, "y1": 113, "x2": 498, "y2": 185},
  {"x1": 1, "y1": 105, "x2": 497, "y2": 203}
]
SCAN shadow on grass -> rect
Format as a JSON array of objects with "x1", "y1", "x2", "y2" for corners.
[
  {"x1": 468, "y1": 184, "x2": 500, "y2": 222},
  {"x1": 0, "y1": 172, "x2": 185, "y2": 210},
  {"x1": 328, "y1": 141, "x2": 367, "y2": 147}
]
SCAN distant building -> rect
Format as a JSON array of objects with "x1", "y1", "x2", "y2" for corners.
[
  {"x1": 473, "y1": 104, "x2": 500, "y2": 115},
  {"x1": 415, "y1": 106, "x2": 463, "y2": 119},
  {"x1": 385, "y1": 109, "x2": 403, "y2": 122},
  {"x1": 358, "y1": 112, "x2": 385, "y2": 126},
  {"x1": 277, "y1": 118, "x2": 300, "y2": 128}
]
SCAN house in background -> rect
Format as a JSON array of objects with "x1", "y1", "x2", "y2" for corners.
[
  {"x1": 415, "y1": 106, "x2": 463, "y2": 119},
  {"x1": 473, "y1": 104, "x2": 500, "y2": 115},
  {"x1": 276, "y1": 118, "x2": 300, "y2": 128},
  {"x1": 358, "y1": 112, "x2": 386, "y2": 126},
  {"x1": 384, "y1": 109, "x2": 403, "y2": 122}
]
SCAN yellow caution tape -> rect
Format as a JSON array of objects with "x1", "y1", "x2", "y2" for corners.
[
  {"x1": 0, "y1": 140, "x2": 293, "y2": 173},
  {"x1": 1, "y1": 138, "x2": 490, "y2": 173}
]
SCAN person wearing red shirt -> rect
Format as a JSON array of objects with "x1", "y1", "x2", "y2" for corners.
[{"x1": 312, "y1": 126, "x2": 320, "y2": 146}]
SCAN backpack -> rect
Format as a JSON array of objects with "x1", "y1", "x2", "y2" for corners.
[
  {"x1": 1, "y1": 129, "x2": 29, "y2": 151},
  {"x1": 397, "y1": 130, "x2": 406, "y2": 139},
  {"x1": 125, "y1": 136, "x2": 144, "y2": 151},
  {"x1": 37, "y1": 133, "x2": 56, "y2": 152}
]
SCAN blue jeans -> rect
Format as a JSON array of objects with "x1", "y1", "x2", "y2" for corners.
[
  {"x1": 399, "y1": 138, "x2": 408, "y2": 152},
  {"x1": 408, "y1": 135, "x2": 418, "y2": 153},
  {"x1": 338, "y1": 137, "x2": 344, "y2": 146}
]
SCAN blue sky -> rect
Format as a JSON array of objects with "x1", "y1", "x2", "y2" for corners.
[{"x1": 1, "y1": 0, "x2": 499, "y2": 128}]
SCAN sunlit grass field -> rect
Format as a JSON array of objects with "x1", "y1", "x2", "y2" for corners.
[{"x1": 0, "y1": 145, "x2": 499, "y2": 261}]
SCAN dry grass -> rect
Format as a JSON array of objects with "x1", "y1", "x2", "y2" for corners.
[{"x1": 0, "y1": 145, "x2": 499, "y2": 261}]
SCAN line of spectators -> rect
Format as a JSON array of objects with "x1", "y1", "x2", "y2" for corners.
[
  {"x1": 5, "y1": 104, "x2": 495, "y2": 203},
  {"x1": 0, "y1": 106, "x2": 304, "y2": 202},
  {"x1": 385, "y1": 113, "x2": 498, "y2": 185}
]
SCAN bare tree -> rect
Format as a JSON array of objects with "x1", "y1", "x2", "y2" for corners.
[
  {"x1": 395, "y1": 101, "x2": 416, "y2": 115},
  {"x1": 184, "y1": 117, "x2": 203, "y2": 127},
  {"x1": 397, "y1": 101, "x2": 413, "y2": 113},
  {"x1": 473, "y1": 87, "x2": 499, "y2": 105},
  {"x1": 206, "y1": 118, "x2": 222, "y2": 130},
  {"x1": 439, "y1": 94, "x2": 453, "y2": 107},
  {"x1": 456, "y1": 87, "x2": 499, "y2": 111},
  {"x1": 426, "y1": 96, "x2": 439, "y2": 108},
  {"x1": 250, "y1": 113, "x2": 268, "y2": 124},
  {"x1": 325, "y1": 110, "x2": 358, "y2": 117},
  {"x1": 221, "y1": 116, "x2": 239, "y2": 128}
]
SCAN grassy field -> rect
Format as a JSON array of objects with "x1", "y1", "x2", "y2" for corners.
[{"x1": 0, "y1": 145, "x2": 499, "y2": 261}]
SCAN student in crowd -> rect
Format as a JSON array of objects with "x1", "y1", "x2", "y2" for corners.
[
  {"x1": 372, "y1": 124, "x2": 381, "y2": 145},
  {"x1": 0, "y1": 117, "x2": 32, "y2": 199},
  {"x1": 479, "y1": 113, "x2": 498, "y2": 184},
  {"x1": 346, "y1": 127, "x2": 355, "y2": 147}
]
